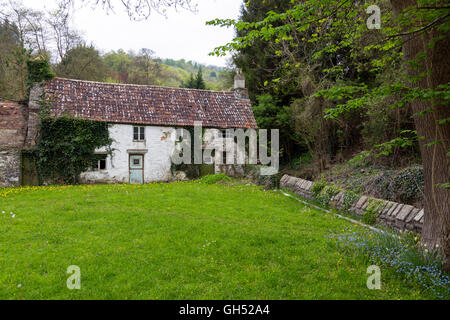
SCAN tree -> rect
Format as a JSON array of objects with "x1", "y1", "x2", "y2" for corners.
[
  {"x1": 128, "y1": 48, "x2": 163, "y2": 85},
  {"x1": 182, "y1": 73, "x2": 196, "y2": 88},
  {"x1": 0, "y1": 19, "x2": 28, "y2": 99},
  {"x1": 390, "y1": 0, "x2": 449, "y2": 271},
  {"x1": 46, "y1": 5, "x2": 83, "y2": 62},
  {"x1": 182, "y1": 67, "x2": 206, "y2": 89},
  {"x1": 55, "y1": 44, "x2": 107, "y2": 81},
  {"x1": 195, "y1": 66, "x2": 206, "y2": 90},
  {"x1": 104, "y1": 49, "x2": 133, "y2": 83}
]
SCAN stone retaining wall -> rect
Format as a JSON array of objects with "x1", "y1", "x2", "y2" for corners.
[{"x1": 280, "y1": 174, "x2": 424, "y2": 233}]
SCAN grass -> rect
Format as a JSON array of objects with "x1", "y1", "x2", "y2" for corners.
[{"x1": 0, "y1": 181, "x2": 438, "y2": 299}]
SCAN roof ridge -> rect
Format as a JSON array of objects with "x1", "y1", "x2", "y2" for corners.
[{"x1": 51, "y1": 77, "x2": 233, "y2": 94}]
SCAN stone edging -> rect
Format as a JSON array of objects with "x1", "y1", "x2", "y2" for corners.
[{"x1": 280, "y1": 174, "x2": 424, "y2": 233}]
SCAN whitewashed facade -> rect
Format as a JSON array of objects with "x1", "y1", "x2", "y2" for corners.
[{"x1": 81, "y1": 124, "x2": 177, "y2": 184}]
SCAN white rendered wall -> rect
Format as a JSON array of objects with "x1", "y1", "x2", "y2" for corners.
[{"x1": 80, "y1": 124, "x2": 176, "y2": 184}]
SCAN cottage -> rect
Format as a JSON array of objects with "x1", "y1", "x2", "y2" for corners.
[{"x1": 19, "y1": 72, "x2": 257, "y2": 184}]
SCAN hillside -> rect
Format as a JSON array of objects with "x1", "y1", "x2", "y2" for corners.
[{"x1": 156, "y1": 58, "x2": 229, "y2": 90}]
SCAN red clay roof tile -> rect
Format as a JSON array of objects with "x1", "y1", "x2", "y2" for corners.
[{"x1": 44, "y1": 78, "x2": 258, "y2": 129}]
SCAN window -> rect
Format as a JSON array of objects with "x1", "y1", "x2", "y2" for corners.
[
  {"x1": 92, "y1": 155, "x2": 107, "y2": 171},
  {"x1": 134, "y1": 126, "x2": 145, "y2": 141},
  {"x1": 99, "y1": 159, "x2": 107, "y2": 170}
]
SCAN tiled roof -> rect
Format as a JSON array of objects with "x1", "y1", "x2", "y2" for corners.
[{"x1": 44, "y1": 78, "x2": 257, "y2": 129}]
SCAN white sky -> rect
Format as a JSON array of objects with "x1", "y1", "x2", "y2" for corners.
[{"x1": 20, "y1": 0, "x2": 244, "y2": 67}]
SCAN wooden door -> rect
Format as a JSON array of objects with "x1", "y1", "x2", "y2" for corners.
[{"x1": 129, "y1": 154, "x2": 144, "y2": 184}]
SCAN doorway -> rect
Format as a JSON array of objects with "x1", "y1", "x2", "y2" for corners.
[{"x1": 129, "y1": 154, "x2": 144, "y2": 184}]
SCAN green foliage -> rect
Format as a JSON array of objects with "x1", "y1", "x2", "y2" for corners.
[
  {"x1": 26, "y1": 57, "x2": 55, "y2": 92},
  {"x1": 208, "y1": 0, "x2": 449, "y2": 172},
  {"x1": 392, "y1": 166, "x2": 424, "y2": 204},
  {"x1": 198, "y1": 174, "x2": 232, "y2": 184},
  {"x1": 32, "y1": 116, "x2": 112, "y2": 184},
  {"x1": 321, "y1": 163, "x2": 425, "y2": 206},
  {"x1": 101, "y1": 51, "x2": 226, "y2": 89},
  {"x1": 342, "y1": 191, "x2": 360, "y2": 211},
  {"x1": 181, "y1": 67, "x2": 206, "y2": 89},
  {"x1": 316, "y1": 185, "x2": 341, "y2": 207},
  {"x1": 362, "y1": 207, "x2": 377, "y2": 226},
  {"x1": 362, "y1": 199, "x2": 384, "y2": 225},
  {"x1": 311, "y1": 180, "x2": 327, "y2": 200},
  {"x1": 55, "y1": 45, "x2": 107, "y2": 81},
  {"x1": 0, "y1": 20, "x2": 28, "y2": 100}
]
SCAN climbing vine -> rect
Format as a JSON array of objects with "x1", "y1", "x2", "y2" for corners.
[
  {"x1": 26, "y1": 57, "x2": 55, "y2": 95},
  {"x1": 30, "y1": 116, "x2": 112, "y2": 184}
]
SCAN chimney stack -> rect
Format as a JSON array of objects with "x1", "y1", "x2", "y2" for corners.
[{"x1": 234, "y1": 69, "x2": 249, "y2": 100}]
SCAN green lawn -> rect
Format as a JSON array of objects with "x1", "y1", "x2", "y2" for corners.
[{"x1": 0, "y1": 182, "x2": 433, "y2": 299}]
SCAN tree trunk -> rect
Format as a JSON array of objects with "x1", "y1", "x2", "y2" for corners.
[{"x1": 391, "y1": 0, "x2": 450, "y2": 272}]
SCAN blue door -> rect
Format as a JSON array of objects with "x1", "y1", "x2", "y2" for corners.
[{"x1": 129, "y1": 154, "x2": 144, "y2": 184}]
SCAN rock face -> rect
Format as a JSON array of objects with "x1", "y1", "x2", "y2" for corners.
[{"x1": 280, "y1": 174, "x2": 424, "y2": 233}]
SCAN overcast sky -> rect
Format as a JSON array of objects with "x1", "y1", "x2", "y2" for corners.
[{"x1": 21, "y1": 0, "x2": 244, "y2": 67}]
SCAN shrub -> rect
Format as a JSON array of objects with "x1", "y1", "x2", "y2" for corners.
[
  {"x1": 311, "y1": 180, "x2": 327, "y2": 199},
  {"x1": 342, "y1": 191, "x2": 360, "y2": 211},
  {"x1": 392, "y1": 166, "x2": 424, "y2": 204},
  {"x1": 316, "y1": 185, "x2": 340, "y2": 207},
  {"x1": 198, "y1": 174, "x2": 232, "y2": 184},
  {"x1": 362, "y1": 199, "x2": 384, "y2": 225},
  {"x1": 362, "y1": 207, "x2": 377, "y2": 225}
]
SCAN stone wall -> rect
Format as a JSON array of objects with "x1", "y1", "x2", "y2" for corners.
[
  {"x1": 0, "y1": 149, "x2": 21, "y2": 187},
  {"x1": 0, "y1": 100, "x2": 28, "y2": 148},
  {"x1": 280, "y1": 174, "x2": 424, "y2": 233},
  {"x1": 25, "y1": 84, "x2": 43, "y2": 147},
  {"x1": 0, "y1": 100, "x2": 29, "y2": 187}
]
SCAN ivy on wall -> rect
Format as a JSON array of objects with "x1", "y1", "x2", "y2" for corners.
[
  {"x1": 26, "y1": 57, "x2": 55, "y2": 95},
  {"x1": 29, "y1": 116, "x2": 112, "y2": 184},
  {"x1": 22, "y1": 57, "x2": 112, "y2": 185}
]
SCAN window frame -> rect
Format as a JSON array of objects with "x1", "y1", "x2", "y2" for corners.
[
  {"x1": 133, "y1": 126, "x2": 145, "y2": 141},
  {"x1": 92, "y1": 154, "x2": 107, "y2": 171}
]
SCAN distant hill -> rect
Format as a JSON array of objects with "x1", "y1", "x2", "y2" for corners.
[{"x1": 155, "y1": 58, "x2": 229, "y2": 90}]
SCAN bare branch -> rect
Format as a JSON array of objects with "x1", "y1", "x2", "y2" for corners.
[{"x1": 57, "y1": 0, "x2": 198, "y2": 20}]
